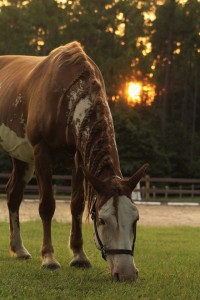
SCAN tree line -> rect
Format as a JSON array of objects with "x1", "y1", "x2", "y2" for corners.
[{"x1": 0, "y1": 0, "x2": 200, "y2": 177}]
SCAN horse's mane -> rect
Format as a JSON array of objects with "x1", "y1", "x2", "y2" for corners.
[
  {"x1": 79, "y1": 82, "x2": 116, "y2": 213},
  {"x1": 48, "y1": 42, "x2": 117, "y2": 212},
  {"x1": 42, "y1": 41, "x2": 97, "y2": 100},
  {"x1": 49, "y1": 41, "x2": 88, "y2": 70},
  {"x1": 65, "y1": 75, "x2": 115, "y2": 214}
]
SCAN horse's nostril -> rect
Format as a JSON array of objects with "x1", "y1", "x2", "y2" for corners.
[{"x1": 113, "y1": 273, "x2": 120, "y2": 281}]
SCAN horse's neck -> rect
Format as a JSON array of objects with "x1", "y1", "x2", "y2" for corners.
[
  {"x1": 78, "y1": 103, "x2": 121, "y2": 178},
  {"x1": 68, "y1": 78, "x2": 122, "y2": 179}
]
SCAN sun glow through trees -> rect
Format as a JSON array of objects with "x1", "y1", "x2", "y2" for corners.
[
  {"x1": 126, "y1": 81, "x2": 156, "y2": 106},
  {"x1": 127, "y1": 82, "x2": 142, "y2": 104}
]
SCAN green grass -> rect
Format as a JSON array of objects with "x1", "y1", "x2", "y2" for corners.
[{"x1": 0, "y1": 222, "x2": 200, "y2": 300}]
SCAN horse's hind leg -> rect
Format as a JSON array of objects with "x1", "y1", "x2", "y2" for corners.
[
  {"x1": 6, "y1": 158, "x2": 34, "y2": 259},
  {"x1": 69, "y1": 165, "x2": 91, "y2": 268}
]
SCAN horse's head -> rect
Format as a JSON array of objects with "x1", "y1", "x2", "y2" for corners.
[{"x1": 85, "y1": 164, "x2": 148, "y2": 281}]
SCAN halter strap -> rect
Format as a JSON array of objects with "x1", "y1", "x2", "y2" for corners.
[{"x1": 91, "y1": 200, "x2": 136, "y2": 261}]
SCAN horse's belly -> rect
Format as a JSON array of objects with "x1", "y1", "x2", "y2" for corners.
[{"x1": 0, "y1": 123, "x2": 34, "y2": 163}]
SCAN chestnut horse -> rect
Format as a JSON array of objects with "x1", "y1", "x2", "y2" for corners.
[{"x1": 0, "y1": 41, "x2": 148, "y2": 281}]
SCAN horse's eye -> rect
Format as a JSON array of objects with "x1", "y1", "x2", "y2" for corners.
[{"x1": 98, "y1": 218, "x2": 106, "y2": 226}]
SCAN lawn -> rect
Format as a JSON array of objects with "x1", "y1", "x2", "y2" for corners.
[{"x1": 0, "y1": 221, "x2": 200, "y2": 300}]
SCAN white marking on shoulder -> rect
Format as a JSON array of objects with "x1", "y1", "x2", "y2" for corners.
[
  {"x1": 73, "y1": 94, "x2": 92, "y2": 135},
  {"x1": 68, "y1": 79, "x2": 85, "y2": 110},
  {"x1": 14, "y1": 94, "x2": 23, "y2": 107},
  {"x1": 0, "y1": 123, "x2": 33, "y2": 163}
]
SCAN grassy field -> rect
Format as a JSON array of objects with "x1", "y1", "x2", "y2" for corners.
[{"x1": 0, "y1": 222, "x2": 200, "y2": 300}]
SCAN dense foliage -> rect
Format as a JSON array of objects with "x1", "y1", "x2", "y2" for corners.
[{"x1": 0, "y1": 0, "x2": 200, "y2": 177}]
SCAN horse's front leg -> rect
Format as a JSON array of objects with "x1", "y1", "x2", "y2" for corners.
[
  {"x1": 69, "y1": 166, "x2": 91, "y2": 268},
  {"x1": 6, "y1": 159, "x2": 33, "y2": 259},
  {"x1": 34, "y1": 143, "x2": 60, "y2": 269}
]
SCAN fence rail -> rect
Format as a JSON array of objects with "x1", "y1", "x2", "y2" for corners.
[{"x1": 0, "y1": 173, "x2": 200, "y2": 202}]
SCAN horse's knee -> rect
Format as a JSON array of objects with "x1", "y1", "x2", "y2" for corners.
[
  {"x1": 71, "y1": 197, "x2": 85, "y2": 217},
  {"x1": 39, "y1": 198, "x2": 55, "y2": 220},
  {"x1": 6, "y1": 185, "x2": 24, "y2": 212}
]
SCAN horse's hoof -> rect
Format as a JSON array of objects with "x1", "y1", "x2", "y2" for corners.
[
  {"x1": 41, "y1": 262, "x2": 61, "y2": 270},
  {"x1": 10, "y1": 249, "x2": 32, "y2": 260},
  {"x1": 18, "y1": 253, "x2": 32, "y2": 260},
  {"x1": 41, "y1": 254, "x2": 61, "y2": 270},
  {"x1": 70, "y1": 259, "x2": 91, "y2": 269}
]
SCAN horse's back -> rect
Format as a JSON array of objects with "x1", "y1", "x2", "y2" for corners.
[
  {"x1": 0, "y1": 55, "x2": 44, "y2": 163},
  {"x1": 0, "y1": 55, "x2": 44, "y2": 77},
  {"x1": 0, "y1": 55, "x2": 44, "y2": 108},
  {"x1": 0, "y1": 42, "x2": 106, "y2": 163}
]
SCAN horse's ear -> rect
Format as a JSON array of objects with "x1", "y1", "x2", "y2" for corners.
[
  {"x1": 82, "y1": 168, "x2": 105, "y2": 194},
  {"x1": 127, "y1": 163, "x2": 149, "y2": 191}
]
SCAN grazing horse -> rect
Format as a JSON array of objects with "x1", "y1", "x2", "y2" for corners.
[{"x1": 0, "y1": 41, "x2": 148, "y2": 281}]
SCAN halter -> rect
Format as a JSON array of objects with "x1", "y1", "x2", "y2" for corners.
[{"x1": 90, "y1": 199, "x2": 137, "y2": 261}]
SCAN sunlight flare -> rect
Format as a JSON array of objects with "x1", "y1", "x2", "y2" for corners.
[
  {"x1": 126, "y1": 81, "x2": 156, "y2": 106},
  {"x1": 127, "y1": 82, "x2": 142, "y2": 104}
]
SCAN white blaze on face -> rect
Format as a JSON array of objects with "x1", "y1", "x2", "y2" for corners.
[
  {"x1": 96, "y1": 196, "x2": 139, "y2": 280},
  {"x1": 97, "y1": 196, "x2": 139, "y2": 250},
  {"x1": 0, "y1": 123, "x2": 33, "y2": 163}
]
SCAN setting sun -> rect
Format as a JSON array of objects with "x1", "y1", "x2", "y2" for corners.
[
  {"x1": 127, "y1": 82, "x2": 142, "y2": 104},
  {"x1": 126, "y1": 81, "x2": 156, "y2": 106}
]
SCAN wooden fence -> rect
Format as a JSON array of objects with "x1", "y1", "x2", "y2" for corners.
[
  {"x1": 0, "y1": 173, "x2": 200, "y2": 201},
  {"x1": 140, "y1": 176, "x2": 200, "y2": 201}
]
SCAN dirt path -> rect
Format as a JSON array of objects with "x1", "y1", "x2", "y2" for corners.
[{"x1": 0, "y1": 200, "x2": 200, "y2": 226}]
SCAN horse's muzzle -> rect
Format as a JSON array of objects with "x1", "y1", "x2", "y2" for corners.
[
  {"x1": 109, "y1": 256, "x2": 139, "y2": 282},
  {"x1": 112, "y1": 268, "x2": 138, "y2": 282}
]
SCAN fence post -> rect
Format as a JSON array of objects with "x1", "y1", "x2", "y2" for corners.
[
  {"x1": 145, "y1": 175, "x2": 150, "y2": 201},
  {"x1": 179, "y1": 185, "x2": 182, "y2": 198},
  {"x1": 141, "y1": 186, "x2": 145, "y2": 200},
  {"x1": 53, "y1": 184, "x2": 57, "y2": 196},
  {"x1": 152, "y1": 185, "x2": 156, "y2": 200},
  {"x1": 191, "y1": 184, "x2": 194, "y2": 199},
  {"x1": 165, "y1": 185, "x2": 168, "y2": 199}
]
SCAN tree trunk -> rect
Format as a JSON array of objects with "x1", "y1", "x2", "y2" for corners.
[{"x1": 162, "y1": 0, "x2": 176, "y2": 135}]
